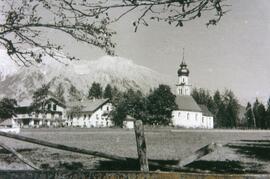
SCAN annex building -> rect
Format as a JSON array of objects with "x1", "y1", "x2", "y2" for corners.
[{"x1": 171, "y1": 59, "x2": 214, "y2": 129}]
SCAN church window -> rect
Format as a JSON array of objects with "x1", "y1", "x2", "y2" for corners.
[
  {"x1": 195, "y1": 114, "x2": 198, "y2": 120},
  {"x1": 180, "y1": 89, "x2": 183, "y2": 95},
  {"x1": 178, "y1": 112, "x2": 181, "y2": 117},
  {"x1": 187, "y1": 113, "x2": 189, "y2": 120}
]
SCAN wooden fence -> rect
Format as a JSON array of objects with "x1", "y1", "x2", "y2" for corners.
[{"x1": 0, "y1": 119, "x2": 266, "y2": 178}]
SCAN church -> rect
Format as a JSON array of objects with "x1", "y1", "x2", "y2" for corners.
[{"x1": 171, "y1": 58, "x2": 214, "y2": 129}]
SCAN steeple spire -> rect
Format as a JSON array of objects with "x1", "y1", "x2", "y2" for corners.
[
  {"x1": 176, "y1": 48, "x2": 191, "y2": 96},
  {"x1": 182, "y1": 48, "x2": 185, "y2": 63}
]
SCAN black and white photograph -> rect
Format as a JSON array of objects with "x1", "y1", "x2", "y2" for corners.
[{"x1": 0, "y1": 0, "x2": 270, "y2": 178}]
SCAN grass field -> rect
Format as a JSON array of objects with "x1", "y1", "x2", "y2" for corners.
[{"x1": 0, "y1": 128, "x2": 270, "y2": 173}]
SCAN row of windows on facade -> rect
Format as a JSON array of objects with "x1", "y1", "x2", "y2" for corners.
[
  {"x1": 179, "y1": 88, "x2": 189, "y2": 94},
  {"x1": 177, "y1": 112, "x2": 208, "y2": 123},
  {"x1": 70, "y1": 120, "x2": 110, "y2": 126},
  {"x1": 67, "y1": 114, "x2": 106, "y2": 120},
  {"x1": 21, "y1": 112, "x2": 62, "y2": 118}
]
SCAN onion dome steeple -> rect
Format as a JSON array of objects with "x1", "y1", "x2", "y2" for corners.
[{"x1": 177, "y1": 49, "x2": 189, "y2": 76}]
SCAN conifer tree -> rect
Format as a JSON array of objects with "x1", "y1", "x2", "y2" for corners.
[
  {"x1": 103, "y1": 84, "x2": 113, "y2": 100},
  {"x1": 265, "y1": 98, "x2": 270, "y2": 129},
  {"x1": 253, "y1": 98, "x2": 266, "y2": 129},
  {"x1": 245, "y1": 102, "x2": 255, "y2": 128},
  {"x1": 88, "y1": 82, "x2": 103, "y2": 99}
]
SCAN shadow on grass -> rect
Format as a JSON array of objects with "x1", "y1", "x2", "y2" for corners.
[
  {"x1": 228, "y1": 140, "x2": 270, "y2": 161},
  {"x1": 96, "y1": 159, "x2": 265, "y2": 173},
  {"x1": 186, "y1": 160, "x2": 265, "y2": 174}
]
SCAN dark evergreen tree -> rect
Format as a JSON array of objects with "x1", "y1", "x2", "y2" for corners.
[
  {"x1": 146, "y1": 84, "x2": 177, "y2": 125},
  {"x1": 265, "y1": 98, "x2": 270, "y2": 129},
  {"x1": 245, "y1": 102, "x2": 255, "y2": 128},
  {"x1": 253, "y1": 99, "x2": 266, "y2": 129},
  {"x1": 103, "y1": 84, "x2": 113, "y2": 100},
  {"x1": 88, "y1": 82, "x2": 102, "y2": 99},
  {"x1": 213, "y1": 90, "x2": 223, "y2": 128},
  {"x1": 0, "y1": 98, "x2": 17, "y2": 120},
  {"x1": 192, "y1": 88, "x2": 215, "y2": 116},
  {"x1": 222, "y1": 90, "x2": 239, "y2": 128}
]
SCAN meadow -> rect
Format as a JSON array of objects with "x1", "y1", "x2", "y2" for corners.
[{"x1": 0, "y1": 128, "x2": 270, "y2": 173}]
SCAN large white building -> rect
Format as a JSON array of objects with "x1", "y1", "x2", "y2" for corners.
[
  {"x1": 15, "y1": 96, "x2": 113, "y2": 128},
  {"x1": 16, "y1": 96, "x2": 67, "y2": 128},
  {"x1": 172, "y1": 59, "x2": 214, "y2": 129},
  {"x1": 66, "y1": 98, "x2": 113, "y2": 128}
]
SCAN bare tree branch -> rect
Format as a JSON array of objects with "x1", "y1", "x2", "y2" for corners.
[{"x1": 0, "y1": 0, "x2": 227, "y2": 65}]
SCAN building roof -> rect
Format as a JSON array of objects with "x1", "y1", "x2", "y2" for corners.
[
  {"x1": 124, "y1": 115, "x2": 136, "y2": 122},
  {"x1": 199, "y1": 105, "x2": 213, "y2": 117},
  {"x1": 175, "y1": 95, "x2": 202, "y2": 112},
  {"x1": 67, "y1": 98, "x2": 109, "y2": 113},
  {"x1": 0, "y1": 118, "x2": 13, "y2": 126}
]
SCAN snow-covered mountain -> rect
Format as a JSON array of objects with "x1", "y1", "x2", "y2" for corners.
[{"x1": 0, "y1": 50, "x2": 174, "y2": 105}]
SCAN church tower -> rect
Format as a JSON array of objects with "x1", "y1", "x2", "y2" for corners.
[{"x1": 176, "y1": 50, "x2": 191, "y2": 96}]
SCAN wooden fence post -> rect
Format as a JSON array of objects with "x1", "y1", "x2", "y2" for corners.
[{"x1": 134, "y1": 120, "x2": 149, "y2": 172}]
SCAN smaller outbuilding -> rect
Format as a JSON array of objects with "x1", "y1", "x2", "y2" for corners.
[
  {"x1": 123, "y1": 115, "x2": 136, "y2": 129},
  {"x1": 0, "y1": 118, "x2": 20, "y2": 133}
]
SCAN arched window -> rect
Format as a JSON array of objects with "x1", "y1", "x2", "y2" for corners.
[
  {"x1": 187, "y1": 113, "x2": 189, "y2": 120},
  {"x1": 178, "y1": 112, "x2": 181, "y2": 117},
  {"x1": 195, "y1": 114, "x2": 198, "y2": 120}
]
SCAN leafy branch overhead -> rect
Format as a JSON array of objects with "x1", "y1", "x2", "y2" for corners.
[{"x1": 0, "y1": 0, "x2": 227, "y2": 65}]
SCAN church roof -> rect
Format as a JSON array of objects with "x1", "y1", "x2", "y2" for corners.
[
  {"x1": 199, "y1": 105, "x2": 213, "y2": 117},
  {"x1": 175, "y1": 96, "x2": 202, "y2": 112}
]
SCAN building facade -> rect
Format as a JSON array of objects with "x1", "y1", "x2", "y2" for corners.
[
  {"x1": 172, "y1": 59, "x2": 214, "y2": 129},
  {"x1": 16, "y1": 97, "x2": 66, "y2": 128},
  {"x1": 66, "y1": 98, "x2": 113, "y2": 128},
  {"x1": 16, "y1": 97, "x2": 113, "y2": 128}
]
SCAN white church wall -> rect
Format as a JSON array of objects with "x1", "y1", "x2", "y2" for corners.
[{"x1": 172, "y1": 110, "x2": 203, "y2": 128}]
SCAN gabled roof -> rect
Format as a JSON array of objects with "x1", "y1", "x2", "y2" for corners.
[
  {"x1": 67, "y1": 98, "x2": 109, "y2": 113},
  {"x1": 46, "y1": 97, "x2": 66, "y2": 108},
  {"x1": 199, "y1": 104, "x2": 213, "y2": 117},
  {"x1": 124, "y1": 115, "x2": 136, "y2": 122},
  {"x1": 0, "y1": 118, "x2": 14, "y2": 126},
  {"x1": 175, "y1": 95, "x2": 202, "y2": 112}
]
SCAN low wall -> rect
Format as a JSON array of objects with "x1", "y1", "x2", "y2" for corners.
[{"x1": 0, "y1": 171, "x2": 269, "y2": 179}]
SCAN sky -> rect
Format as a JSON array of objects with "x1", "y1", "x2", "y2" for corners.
[
  {"x1": 3, "y1": 0, "x2": 270, "y2": 105},
  {"x1": 55, "y1": 0, "x2": 270, "y2": 105}
]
